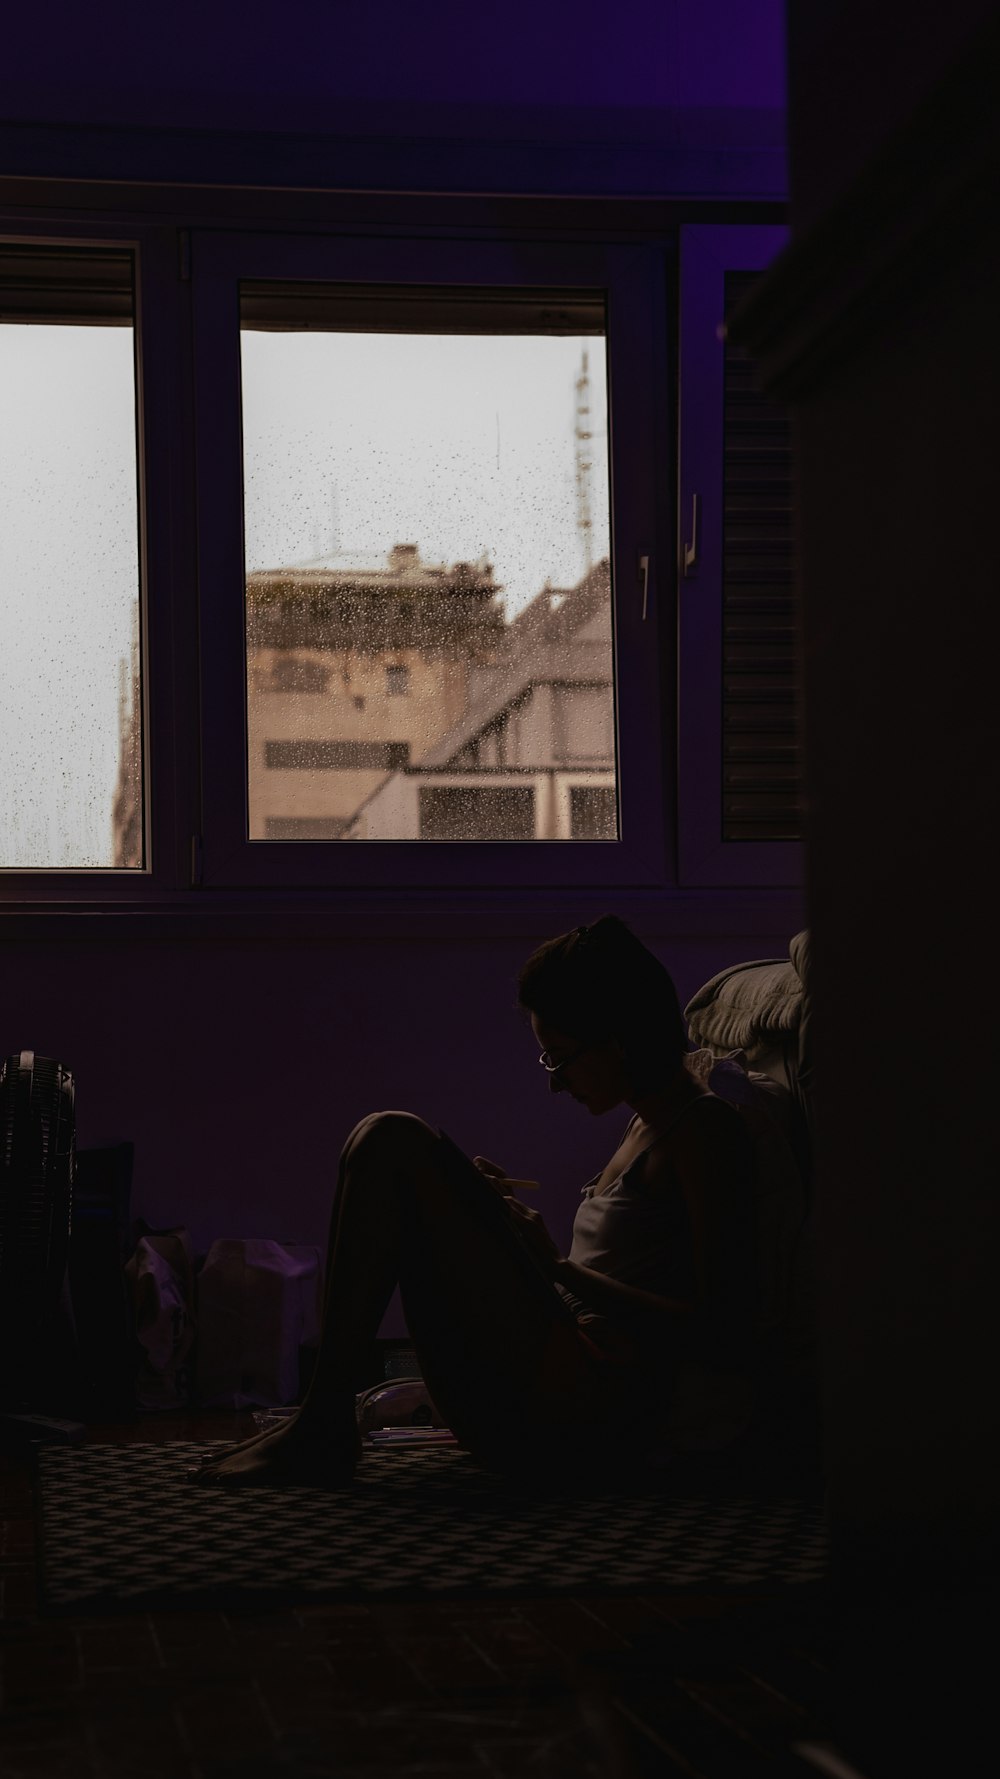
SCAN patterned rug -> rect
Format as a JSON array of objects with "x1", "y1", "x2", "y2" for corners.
[{"x1": 35, "y1": 1441, "x2": 829, "y2": 1614}]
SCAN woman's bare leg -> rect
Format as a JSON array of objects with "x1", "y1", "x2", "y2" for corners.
[{"x1": 196, "y1": 1112, "x2": 601, "y2": 1485}]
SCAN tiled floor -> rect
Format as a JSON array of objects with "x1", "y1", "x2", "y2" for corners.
[{"x1": 0, "y1": 1409, "x2": 971, "y2": 1779}]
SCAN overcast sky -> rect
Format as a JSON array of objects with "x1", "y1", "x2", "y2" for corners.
[
  {"x1": 1, "y1": 327, "x2": 608, "y2": 868},
  {"x1": 241, "y1": 330, "x2": 608, "y2": 613},
  {"x1": 0, "y1": 325, "x2": 139, "y2": 870}
]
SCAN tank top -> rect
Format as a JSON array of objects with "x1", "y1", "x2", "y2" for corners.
[{"x1": 559, "y1": 1095, "x2": 759, "y2": 1451}]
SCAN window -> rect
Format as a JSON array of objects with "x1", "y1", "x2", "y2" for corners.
[
  {"x1": 264, "y1": 655, "x2": 333, "y2": 694},
  {"x1": 418, "y1": 784, "x2": 535, "y2": 841},
  {"x1": 0, "y1": 247, "x2": 143, "y2": 870},
  {"x1": 569, "y1": 784, "x2": 617, "y2": 839},
  {"x1": 0, "y1": 210, "x2": 801, "y2": 903},
  {"x1": 193, "y1": 233, "x2": 666, "y2": 889},
  {"x1": 264, "y1": 817, "x2": 350, "y2": 839},
  {"x1": 264, "y1": 741, "x2": 409, "y2": 771},
  {"x1": 239, "y1": 283, "x2": 617, "y2": 851}
]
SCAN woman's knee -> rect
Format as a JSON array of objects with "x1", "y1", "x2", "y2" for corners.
[{"x1": 341, "y1": 1110, "x2": 438, "y2": 1171}]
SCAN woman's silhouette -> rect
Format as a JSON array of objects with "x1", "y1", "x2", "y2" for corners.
[{"x1": 195, "y1": 916, "x2": 759, "y2": 1486}]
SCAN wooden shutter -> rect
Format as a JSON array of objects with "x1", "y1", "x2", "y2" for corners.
[
  {"x1": 722, "y1": 271, "x2": 802, "y2": 842},
  {"x1": 677, "y1": 225, "x2": 803, "y2": 886},
  {"x1": 0, "y1": 245, "x2": 133, "y2": 323}
]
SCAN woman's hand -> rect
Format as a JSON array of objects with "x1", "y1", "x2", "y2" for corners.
[
  {"x1": 473, "y1": 1155, "x2": 541, "y2": 1195},
  {"x1": 473, "y1": 1155, "x2": 509, "y2": 1195}
]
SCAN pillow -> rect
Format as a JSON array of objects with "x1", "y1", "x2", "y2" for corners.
[
  {"x1": 684, "y1": 933, "x2": 807, "y2": 1061},
  {"x1": 789, "y1": 929, "x2": 810, "y2": 984}
]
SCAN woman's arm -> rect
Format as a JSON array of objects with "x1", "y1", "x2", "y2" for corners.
[
  {"x1": 500, "y1": 1202, "x2": 691, "y2": 1318},
  {"x1": 554, "y1": 1098, "x2": 753, "y2": 1324},
  {"x1": 552, "y1": 1257, "x2": 694, "y2": 1320}
]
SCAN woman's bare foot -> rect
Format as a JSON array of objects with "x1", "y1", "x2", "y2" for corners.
[
  {"x1": 194, "y1": 1411, "x2": 297, "y2": 1467},
  {"x1": 192, "y1": 1411, "x2": 360, "y2": 1489}
]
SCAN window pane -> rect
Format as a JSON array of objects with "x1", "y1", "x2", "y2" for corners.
[
  {"x1": 240, "y1": 298, "x2": 617, "y2": 842},
  {"x1": 0, "y1": 304, "x2": 142, "y2": 869}
]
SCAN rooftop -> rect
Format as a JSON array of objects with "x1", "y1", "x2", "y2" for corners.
[{"x1": 247, "y1": 542, "x2": 498, "y2": 593}]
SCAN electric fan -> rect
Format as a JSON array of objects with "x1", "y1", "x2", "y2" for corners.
[{"x1": 0, "y1": 1050, "x2": 80, "y2": 1420}]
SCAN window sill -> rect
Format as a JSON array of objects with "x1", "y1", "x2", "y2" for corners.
[{"x1": 0, "y1": 883, "x2": 805, "y2": 944}]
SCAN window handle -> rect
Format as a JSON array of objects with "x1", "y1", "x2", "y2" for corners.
[
  {"x1": 683, "y1": 493, "x2": 700, "y2": 577},
  {"x1": 639, "y1": 553, "x2": 651, "y2": 621}
]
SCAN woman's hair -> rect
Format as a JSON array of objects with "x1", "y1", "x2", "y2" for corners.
[{"x1": 516, "y1": 915, "x2": 687, "y2": 1089}]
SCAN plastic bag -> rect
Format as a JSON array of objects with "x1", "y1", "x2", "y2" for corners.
[{"x1": 123, "y1": 1226, "x2": 196, "y2": 1410}]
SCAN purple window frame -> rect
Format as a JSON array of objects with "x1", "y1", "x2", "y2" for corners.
[{"x1": 192, "y1": 229, "x2": 671, "y2": 892}]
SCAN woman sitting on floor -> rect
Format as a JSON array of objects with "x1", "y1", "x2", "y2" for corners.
[{"x1": 195, "y1": 915, "x2": 764, "y2": 1488}]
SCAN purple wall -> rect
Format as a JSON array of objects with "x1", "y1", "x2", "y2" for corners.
[
  {"x1": 2, "y1": 1, "x2": 786, "y2": 132},
  {"x1": 1, "y1": 914, "x2": 802, "y2": 1334},
  {"x1": 0, "y1": 1, "x2": 787, "y2": 200}
]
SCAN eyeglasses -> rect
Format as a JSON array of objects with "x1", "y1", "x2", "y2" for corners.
[{"x1": 538, "y1": 1043, "x2": 593, "y2": 1078}]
